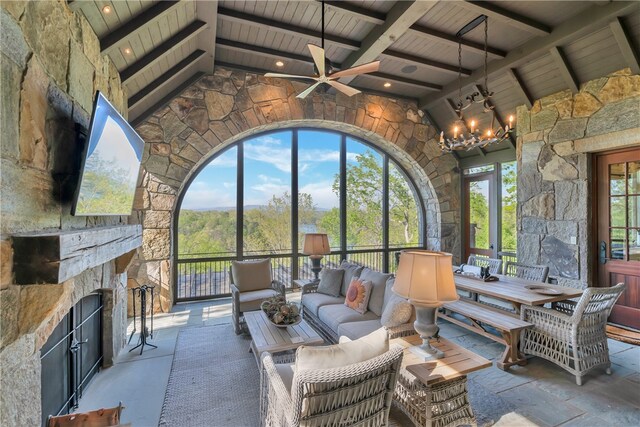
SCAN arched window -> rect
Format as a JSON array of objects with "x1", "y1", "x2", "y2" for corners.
[{"x1": 176, "y1": 129, "x2": 425, "y2": 301}]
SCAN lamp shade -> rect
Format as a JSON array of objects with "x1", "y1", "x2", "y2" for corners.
[
  {"x1": 393, "y1": 250, "x2": 459, "y2": 307},
  {"x1": 302, "y1": 233, "x2": 330, "y2": 255}
]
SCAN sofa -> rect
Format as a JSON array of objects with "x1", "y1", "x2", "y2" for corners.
[{"x1": 301, "y1": 261, "x2": 415, "y2": 343}]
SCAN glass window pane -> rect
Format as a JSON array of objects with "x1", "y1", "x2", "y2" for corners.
[
  {"x1": 610, "y1": 163, "x2": 625, "y2": 195},
  {"x1": 501, "y1": 161, "x2": 517, "y2": 254},
  {"x1": 178, "y1": 146, "x2": 237, "y2": 256},
  {"x1": 469, "y1": 179, "x2": 490, "y2": 250},
  {"x1": 610, "y1": 228, "x2": 625, "y2": 260},
  {"x1": 243, "y1": 131, "x2": 292, "y2": 255},
  {"x1": 464, "y1": 165, "x2": 494, "y2": 175},
  {"x1": 346, "y1": 138, "x2": 383, "y2": 250},
  {"x1": 388, "y1": 162, "x2": 420, "y2": 248},
  {"x1": 629, "y1": 196, "x2": 639, "y2": 229},
  {"x1": 298, "y1": 131, "x2": 341, "y2": 252},
  {"x1": 611, "y1": 196, "x2": 626, "y2": 227},
  {"x1": 628, "y1": 161, "x2": 640, "y2": 195},
  {"x1": 629, "y1": 229, "x2": 640, "y2": 261}
]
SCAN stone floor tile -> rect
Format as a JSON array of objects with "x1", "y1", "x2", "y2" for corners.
[
  {"x1": 566, "y1": 389, "x2": 640, "y2": 425},
  {"x1": 591, "y1": 377, "x2": 640, "y2": 408},
  {"x1": 610, "y1": 347, "x2": 640, "y2": 373},
  {"x1": 492, "y1": 411, "x2": 551, "y2": 427},
  {"x1": 608, "y1": 338, "x2": 637, "y2": 354},
  {"x1": 468, "y1": 378, "x2": 517, "y2": 426},
  {"x1": 626, "y1": 371, "x2": 640, "y2": 383},
  {"x1": 468, "y1": 365, "x2": 534, "y2": 393},
  {"x1": 557, "y1": 413, "x2": 609, "y2": 427}
]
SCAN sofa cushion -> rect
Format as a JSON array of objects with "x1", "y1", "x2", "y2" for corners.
[
  {"x1": 360, "y1": 268, "x2": 393, "y2": 316},
  {"x1": 318, "y1": 303, "x2": 379, "y2": 333},
  {"x1": 381, "y1": 294, "x2": 412, "y2": 328},
  {"x1": 382, "y1": 276, "x2": 396, "y2": 312},
  {"x1": 339, "y1": 260, "x2": 364, "y2": 296},
  {"x1": 275, "y1": 362, "x2": 295, "y2": 394},
  {"x1": 301, "y1": 293, "x2": 344, "y2": 316},
  {"x1": 231, "y1": 259, "x2": 272, "y2": 292},
  {"x1": 238, "y1": 288, "x2": 280, "y2": 312},
  {"x1": 338, "y1": 320, "x2": 383, "y2": 341},
  {"x1": 317, "y1": 268, "x2": 344, "y2": 297},
  {"x1": 295, "y1": 327, "x2": 388, "y2": 372},
  {"x1": 344, "y1": 278, "x2": 372, "y2": 314}
]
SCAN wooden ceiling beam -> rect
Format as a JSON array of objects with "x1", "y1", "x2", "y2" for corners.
[
  {"x1": 458, "y1": 1, "x2": 551, "y2": 36},
  {"x1": 473, "y1": 84, "x2": 516, "y2": 150},
  {"x1": 549, "y1": 46, "x2": 579, "y2": 94},
  {"x1": 195, "y1": 0, "x2": 218, "y2": 75},
  {"x1": 217, "y1": 7, "x2": 359, "y2": 51},
  {"x1": 322, "y1": 1, "x2": 385, "y2": 25},
  {"x1": 610, "y1": 17, "x2": 640, "y2": 75},
  {"x1": 367, "y1": 72, "x2": 442, "y2": 91},
  {"x1": 408, "y1": 23, "x2": 506, "y2": 58},
  {"x1": 419, "y1": 1, "x2": 638, "y2": 109},
  {"x1": 340, "y1": 1, "x2": 439, "y2": 84},
  {"x1": 101, "y1": 0, "x2": 182, "y2": 55},
  {"x1": 121, "y1": 20, "x2": 208, "y2": 84},
  {"x1": 505, "y1": 68, "x2": 533, "y2": 109},
  {"x1": 383, "y1": 49, "x2": 471, "y2": 76}
]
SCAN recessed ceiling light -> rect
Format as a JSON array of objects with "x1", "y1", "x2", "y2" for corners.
[
  {"x1": 383, "y1": 82, "x2": 391, "y2": 88},
  {"x1": 102, "y1": 5, "x2": 112, "y2": 14},
  {"x1": 275, "y1": 60, "x2": 284, "y2": 67},
  {"x1": 123, "y1": 47, "x2": 132, "y2": 55}
]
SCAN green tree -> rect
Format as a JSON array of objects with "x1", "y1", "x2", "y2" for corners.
[{"x1": 501, "y1": 162, "x2": 517, "y2": 252}]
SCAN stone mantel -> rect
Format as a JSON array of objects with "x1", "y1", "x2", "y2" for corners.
[{"x1": 11, "y1": 225, "x2": 142, "y2": 285}]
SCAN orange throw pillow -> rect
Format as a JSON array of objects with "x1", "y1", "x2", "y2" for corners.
[{"x1": 344, "y1": 277, "x2": 372, "y2": 314}]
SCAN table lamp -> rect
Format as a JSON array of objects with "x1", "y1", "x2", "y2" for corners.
[
  {"x1": 302, "y1": 233, "x2": 331, "y2": 280},
  {"x1": 393, "y1": 250, "x2": 459, "y2": 360}
]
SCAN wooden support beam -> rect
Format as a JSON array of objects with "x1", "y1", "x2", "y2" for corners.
[
  {"x1": 100, "y1": 1, "x2": 182, "y2": 54},
  {"x1": 458, "y1": 1, "x2": 551, "y2": 36},
  {"x1": 610, "y1": 17, "x2": 640, "y2": 75},
  {"x1": 473, "y1": 84, "x2": 516, "y2": 150},
  {"x1": 121, "y1": 20, "x2": 207, "y2": 84},
  {"x1": 419, "y1": 1, "x2": 637, "y2": 109},
  {"x1": 549, "y1": 46, "x2": 579, "y2": 93},
  {"x1": 128, "y1": 50, "x2": 207, "y2": 108},
  {"x1": 195, "y1": 0, "x2": 218, "y2": 74},
  {"x1": 368, "y1": 72, "x2": 442, "y2": 91},
  {"x1": 217, "y1": 7, "x2": 359, "y2": 51},
  {"x1": 340, "y1": 1, "x2": 438, "y2": 83},
  {"x1": 445, "y1": 98, "x2": 485, "y2": 157},
  {"x1": 408, "y1": 23, "x2": 506, "y2": 58},
  {"x1": 383, "y1": 49, "x2": 471, "y2": 76},
  {"x1": 505, "y1": 68, "x2": 533, "y2": 109},
  {"x1": 322, "y1": 1, "x2": 385, "y2": 25}
]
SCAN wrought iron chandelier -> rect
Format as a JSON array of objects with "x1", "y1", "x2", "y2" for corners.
[{"x1": 439, "y1": 15, "x2": 514, "y2": 152}]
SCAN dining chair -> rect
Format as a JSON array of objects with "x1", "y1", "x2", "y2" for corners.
[
  {"x1": 467, "y1": 254, "x2": 503, "y2": 275},
  {"x1": 504, "y1": 261, "x2": 549, "y2": 282}
]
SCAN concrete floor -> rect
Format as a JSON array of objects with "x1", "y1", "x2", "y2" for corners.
[{"x1": 78, "y1": 295, "x2": 640, "y2": 427}]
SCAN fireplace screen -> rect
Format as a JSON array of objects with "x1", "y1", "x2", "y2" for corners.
[{"x1": 40, "y1": 293, "x2": 103, "y2": 426}]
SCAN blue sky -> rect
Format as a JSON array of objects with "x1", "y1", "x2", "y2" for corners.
[{"x1": 181, "y1": 131, "x2": 378, "y2": 210}]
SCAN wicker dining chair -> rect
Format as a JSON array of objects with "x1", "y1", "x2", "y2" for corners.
[
  {"x1": 260, "y1": 345, "x2": 404, "y2": 427},
  {"x1": 520, "y1": 283, "x2": 625, "y2": 385},
  {"x1": 504, "y1": 261, "x2": 549, "y2": 282},
  {"x1": 467, "y1": 254, "x2": 503, "y2": 275}
]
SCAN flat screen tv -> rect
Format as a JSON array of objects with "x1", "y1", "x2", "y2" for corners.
[{"x1": 72, "y1": 91, "x2": 144, "y2": 216}]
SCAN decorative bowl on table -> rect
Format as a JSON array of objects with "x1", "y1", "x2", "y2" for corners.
[{"x1": 261, "y1": 296, "x2": 301, "y2": 328}]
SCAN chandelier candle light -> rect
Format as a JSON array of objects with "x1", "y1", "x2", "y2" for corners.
[
  {"x1": 439, "y1": 15, "x2": 514, "y2": 152},
  {"x1": 302, "y1": 233, "x2": 331, "y2": 280},
  {"x1": 393, "y1": 250, "x2": 459, "y2": 360}
]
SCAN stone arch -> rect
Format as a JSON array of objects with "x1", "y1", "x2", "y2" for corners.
[{"x1": 131, "y1": 68, "x2": 460, "y2": 311}]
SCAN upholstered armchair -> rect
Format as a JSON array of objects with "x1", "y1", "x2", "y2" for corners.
[
  {"x1": 520, "y1": 283, "x2": 625, "y2": 385},
  {"x1": 230, "y1": 259, "x2": 286, "y2": 334}
]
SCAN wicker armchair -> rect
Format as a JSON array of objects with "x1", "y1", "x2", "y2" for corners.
[
  {"x1": 520, "y1": 283, "x2": 625, "y2": 385},
  {"x1": 504, "y1": 261, "x2": 549, "y2": 282},
  {"x1": 230, "y1": 259, "x2": 286, "y2": 334},
  {"x1": 260, "y1": 345, "x2": 404, "y2": 427},
  {"x1": 467, "y1": 255, "x2": 503, "y2": 275}
]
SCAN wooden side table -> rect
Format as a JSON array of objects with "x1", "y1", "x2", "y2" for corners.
[{"x1": 391, "y1": 335, "x2": 491, "y2": 427}]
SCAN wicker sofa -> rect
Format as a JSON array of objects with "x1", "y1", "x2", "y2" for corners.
[{"x1": 301, "y1": 261, "x2": 414, "y2": 343}]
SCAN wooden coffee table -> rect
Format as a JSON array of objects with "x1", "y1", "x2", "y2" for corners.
[
  {"x1": 391, "y1": 335, "x2": 491, "y2": 427},
  {"x1": 244, "y1": 310, "x2": 324, "y2": 366}
]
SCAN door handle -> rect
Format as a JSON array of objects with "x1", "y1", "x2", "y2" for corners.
[
  {"x1": 69, "y1": 338, "x2": 88, "y2": 353},
  {"x1": 489, "y1": 243, "x2": 494, "y2": 250},
  {"x1": 599, "y1": 241, "x2": 608, "y2": 264}
]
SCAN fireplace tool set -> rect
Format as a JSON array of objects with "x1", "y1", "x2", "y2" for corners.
[{"x1": 128, "y1": 285, "x2": 157, "y2": 355}]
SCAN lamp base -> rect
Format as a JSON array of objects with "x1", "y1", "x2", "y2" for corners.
[
  {"x1": 409, "y1": 340, "x2": 445, "y2": 360},
  {"x1": 310, "y1": 255, "x2": 323, "y2": 280},
  {"x1": 411, "y1": 305, "x2": 444, "y2": 360}
]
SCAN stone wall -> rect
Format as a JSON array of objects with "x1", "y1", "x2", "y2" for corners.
[
  {"x1": 1, "y1": 1, "x2": 129, "y2": 424},
  {"x1": 130, "y1": 67, "x2": 461, "y2": 312},
  {"x1": 516, "y1": 68, "x2": 639, "y2": 288}
]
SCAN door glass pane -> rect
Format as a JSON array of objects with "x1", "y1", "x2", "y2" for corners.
[
  {"x1": 628, "y1": 161, "x2": 640, "y2": 194},
  {"x1": 388, "y1": 161, "x2": 420, "y2": 248},
  {"x1": 501, "y1": 161, "x2": 517, "y2": 254},
  {"x1": 629, "y1": 196, "x2": 640, "y2": 229},
  {"x1": 610, "y1": 228, "x2": 625, "y2": 260},
  {"x1": 464, "y1": 165, "x2": 494, "y2": 175},
  {"x1": 610, "y1": 163, "x2": 625, "y2": 195},
  {"x1": 469, "y1": 179, "x2": 490, "y2": 249},
  {"x1": 629, "y1": 229, "x2": 640, "y2": 261},
  {"x1": 610, "y1": 196, "x2": 625, "y2": 227}
]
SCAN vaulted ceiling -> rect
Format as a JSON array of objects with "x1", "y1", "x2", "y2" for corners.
[{"x1": 69, "y1": 0, "x2": 640, "y2": 163}]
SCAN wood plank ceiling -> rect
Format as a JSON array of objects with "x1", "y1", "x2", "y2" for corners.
[{"x1": 70, "y1": 0, "x2": 640, "y2": 164}]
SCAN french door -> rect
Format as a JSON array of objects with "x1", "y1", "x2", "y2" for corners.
[
  {"x1": 463, "y1": 171, "x2": 497, "y2": 261},
  {"x1": 596, "y1": 148, "x2": 640, "y2": 330}
]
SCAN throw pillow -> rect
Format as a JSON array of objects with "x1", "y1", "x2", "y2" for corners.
[
  {"x1": 339, "y1": 260, "x2": 364, "y2": 296},
  {"x1": 360, "y1": 268, "x2": 393, "y2": 316},
  {"x1": 381, "y1": 294, "x2": 413, "y2": 328},
  {"x1": 231, "y1": 259, "x2": 271, "y2": 292},
  {"x1": 344, "y1": 277, "x2": 372, "y2": 314},
  {"x1": 317, "y1": 268, "x2": 344, "y2": 297},
  {"x1": 382, "y1": 276, "x2": 396, "y2": 312},
  {"x1": 295, "y1": 327, "x2": 389, "y2": 372}
]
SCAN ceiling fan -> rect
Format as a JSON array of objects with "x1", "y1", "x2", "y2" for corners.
[{"x1": 264, "y1": 1, "x2": 380, "y2": 99}]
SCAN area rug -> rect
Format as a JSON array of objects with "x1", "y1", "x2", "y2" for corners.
[
  {"x1": 158, "y1": 324, "x2": 259, "y2": 427},
  {"x1": 607, "y1": 324, "x2": 640, "y2": 345}
]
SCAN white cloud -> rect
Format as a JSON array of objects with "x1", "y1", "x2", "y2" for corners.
[
  {"x1": 300, "y1": 181, "x2": 339, "y2": 208},
  {"x1": 181, "y1": 181, "x2": 236, "y2": 210},
  {"x1": 244, "y1": 141, "x2": 292, "y2": 172}
]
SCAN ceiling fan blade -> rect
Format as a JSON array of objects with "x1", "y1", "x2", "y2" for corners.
[
  {"x1": 264, "y1": 73, "x2": 317, "y2": 81},
  {"x1": 327, "y1": 80, "x2": 361, "y2": 97},
  {"x1": 307, "y1": 44, "x2": 325, "y2": 76},
  {"x1": 296, "y1": 81, "x2": 323, "y2": 99},
  {"x1": 328, "y1": 61, "x2": 380, "y2": 79}
]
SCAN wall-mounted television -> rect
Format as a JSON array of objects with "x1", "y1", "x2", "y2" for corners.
[{"x1": 72, "y1": 92, "x2": 144, "y2": 216}]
